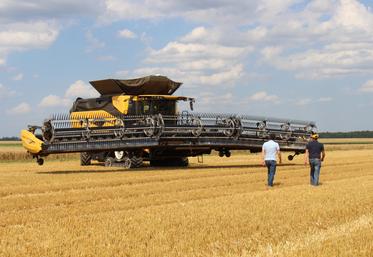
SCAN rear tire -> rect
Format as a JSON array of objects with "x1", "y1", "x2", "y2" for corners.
[
  {"x1": 80, "y1": 152, "x2": 91, "y2": 166},
  {"x1": 130, "y1": 156, "x2": 143, "y2": 168}
]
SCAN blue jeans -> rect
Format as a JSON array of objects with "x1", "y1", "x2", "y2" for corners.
[
  {"x1": 309, "y1": 158, "x2": 321, "y2": 186},
  {"x1": 265, "y1": 160, "x2": 277, "y2": 186}
]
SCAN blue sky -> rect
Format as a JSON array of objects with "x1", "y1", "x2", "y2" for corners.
[{"x1": 1, "y1": 0, "x2": 373, "y2": 136}]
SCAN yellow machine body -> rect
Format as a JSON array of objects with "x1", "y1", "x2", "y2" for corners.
[
  {"x1": 69, "y1": 94, "x2": 187, "y2": 128},
  {"x1": 70, "y1": 110, "x2": 116, "y2": 128},
  {"x1": 112, "y1": 95, "x2": 131, "y2": 114}
]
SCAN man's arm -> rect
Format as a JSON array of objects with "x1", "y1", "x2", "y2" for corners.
[
  {"x1": 277, "y1": 144, "x2": 282, "y2": 164},
  {"x1": 321, "y1": 149, "x2": 325, "y2": 162},
  {"x1": 304, "y1": 149, "x2": 309, "y2": 165},
  {"x1": 261, "y1": 147, "x2": 266, "y2": 166}
]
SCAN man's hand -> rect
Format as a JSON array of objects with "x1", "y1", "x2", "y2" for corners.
[
  {"x1": 262, "y1": 160, "x2": 266, "y2": 166},
  {"x1": 304, "y1": 149, "x2": 309, "y2": 166}
]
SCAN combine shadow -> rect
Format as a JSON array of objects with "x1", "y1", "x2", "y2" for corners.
[
  {"x1": 37, "y1": 163, "x2": 299, "y2": 175},
  {"x1": 174, "y1": 163, "x2": 299, "y2": 171}
]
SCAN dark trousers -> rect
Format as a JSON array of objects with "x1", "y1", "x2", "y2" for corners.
[{"x1": 265, "y1": 160, "x2": 277, "y2": 186}]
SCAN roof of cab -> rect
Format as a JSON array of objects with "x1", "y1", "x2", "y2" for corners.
[{"x1": 90, "y1": 75, "x2": 182, "y2": 96}]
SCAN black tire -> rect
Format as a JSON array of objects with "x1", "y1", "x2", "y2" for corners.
[
  {"x1": 37, "y1": 158, "x2": 44, "y2": 166},
  {"x1": 104, "y1": 157, "x2": 115, "y2": 167},
  {"x1": 150, "y1": 157, "x2": 188, "y2": 167},
  {"x1": 179, "y1": 157, "x2": 189, "y2": 167},
  {"x1": 80, "y1": 152, "x2": 91, "y2": 166},
  {"x1": 149, "y1": 159, "x2": 163, "y2": 166},
  {"x1": 130, "y1": 156, "x2": 143, "y2": 168}
]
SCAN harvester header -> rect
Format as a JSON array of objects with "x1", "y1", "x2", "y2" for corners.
[{"x1": 21, "y1": 75, "x2": 316, "y2": 168}]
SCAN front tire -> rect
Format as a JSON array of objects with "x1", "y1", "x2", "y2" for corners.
[{"x1": 80, "y1": 152, "x2": 92, "y2": 166}]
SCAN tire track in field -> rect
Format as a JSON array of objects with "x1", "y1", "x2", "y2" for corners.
[
  {"x1": 1, "y1": 159, "x2": 371, "y2": 198},
  {"x1": 1, "y1": 175, "x2": 372, "y2": 229},
  {"x1": 1, "y1": 166, "x2": 372, "y2": 216},
  {"x1": 0, "y1": 185, "x2": 269, "y2": 229},
  {"x1": 2, "y1": 164, "x2": 371, "y2": 214},
  {"x1": 0, "y1": 156, "x2": 366, "y2": 196},
  {"x1": 1, "y1": 162, "x2": 372, "y2": 207},
  {"x1": 0, "y1": 167, "x2": 269, "y2": 198},
  {"x1": 0, "y1": 175, "x2": 268, "y2": 218},
  {"x1": 253, "y1": 214, "x2": 373, "y2": 257}
]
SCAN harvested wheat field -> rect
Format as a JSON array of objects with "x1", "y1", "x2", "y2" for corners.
[{"x1": 0, "y1": 141, "x2": 373, "y2": 257}]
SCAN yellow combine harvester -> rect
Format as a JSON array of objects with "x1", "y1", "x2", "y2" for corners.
[{"x1": 21, "y1": 75, "x2": 316, "y2": 168}]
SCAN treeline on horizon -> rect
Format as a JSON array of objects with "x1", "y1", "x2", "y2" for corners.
[
  {"x1": 319, "y1": 131, "x2": 373, "y2": 138},
  {"x1": 1, "y1": 131, "x2": 373, "y2": 141}
]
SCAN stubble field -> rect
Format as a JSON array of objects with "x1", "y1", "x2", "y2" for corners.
[{"x1": 0, "y1": 139, "x2": 372, "y2": 257}]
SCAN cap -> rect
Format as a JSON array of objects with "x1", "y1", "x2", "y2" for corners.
[{"x1": 311, "y1": 133, "x2": 319, "y2": 139}]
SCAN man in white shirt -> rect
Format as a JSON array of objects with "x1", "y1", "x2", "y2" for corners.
[{"x1": 262, "y1": 133, "x2": 282, "y2": 187}]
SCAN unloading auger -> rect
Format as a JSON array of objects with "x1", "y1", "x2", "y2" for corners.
[{"x1": 21, "y1": 75, "x2": 317, "y2": 168}]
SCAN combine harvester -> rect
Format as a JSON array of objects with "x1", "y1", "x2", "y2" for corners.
[{"x1": 21, "y1": 75, "x2": 316, "y2": 168}]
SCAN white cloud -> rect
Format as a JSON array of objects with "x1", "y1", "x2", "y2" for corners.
[
  {"x1": 318, "y1": 97, "x2": 333, "y2": 102},
  {"x1": 102, "y1": 0, "x2": 162, "y2": 21},
  {"x1": 139, "y1": 39, "x2": 252, "y2": 87},
  {"x1": 195, "y1": 92, "x2": 235, "y2": 111},
  {"x1": 97, "y1": 55, "x2": 115, "y2": 61},
  {"x1": 0, "y1": 1, "x2": 106, "y2": 64},
  {"x1": 246, "y1": 26, "x2": 268, "y2": 42},
  {"x1": 65, "y1": 80, "x2": 99, "y2": 98},
  {"x1": 261, "y1": 46, "x2": 283, "y2": 60},
  {"x1": 39, "y1": 80, "x2": 99, "y2": 109},
  {"x1": 118, "y1": 29, "x2": 137, "y2": 39},
  {"x1": 249, "y1": 91, "x2": 279, "y2": 103},
  {"x1": 359, "y1": 80, "x2": 373, "y2": 92},
  {"x1": 295, "y1": 98, "x2": 312, "y2": 106},
  {"x1": 0, "y1": 1, "x2": 104, "y2": 21},
  {"x1": 0, "y1": 21, "x2": 58, "y2": 48},
  {"x1": 263, "y1": 43, "x2": 373, "y2": 79},
  {"x1": 39, "y1": 95, "x2": 71, "y2": 108},
  {"x1": 12, "y1": 73, "x2": 23, "y2": 81},
  {"x1": 106, "y1": 1, "x2": 373, "y2": 87},
  {"x1": 101, "y1": 1, "x2": 261, "y2": 25},
  {"x1": 85, "y1": 31, "x2": 105, "y2": 53},
  {"x1": 181, "y1": 27, "x2": 209, "y2": 42},
  {"x1": 258, "y1": 0, "x2": 373, "y2": 79},
  {"x1": 7, "y1": 102, "x2": 31, "y2": 115},
  {"x1": 0, "y1": 84, "x2": 15, "y2": 98},
  {"x1": 146, "y1": 42, "x2": 250, "y2": 63},
  {"x1": 0, "y1": 21, "x2": 59, "y2": 64},
  {"x1": 115, "y1": 0, "x2": 371, "y2": 80}
]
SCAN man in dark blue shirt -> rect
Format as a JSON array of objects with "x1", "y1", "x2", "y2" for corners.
[{"x1": 304, "y1": 133, "x2": 325, "y2": 186}]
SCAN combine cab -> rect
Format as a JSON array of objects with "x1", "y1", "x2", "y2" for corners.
[{"x1": 21, "y1": 75, "x2": 317, "y2": 168}]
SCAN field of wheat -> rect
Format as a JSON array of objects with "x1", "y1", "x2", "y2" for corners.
[{"x1": 0, "y1": 140, "x2": 372, "y2": 257}]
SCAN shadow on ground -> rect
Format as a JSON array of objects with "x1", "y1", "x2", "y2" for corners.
[{"x1": 37, "y1": 163, "x2": 299, "y2": 175}]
